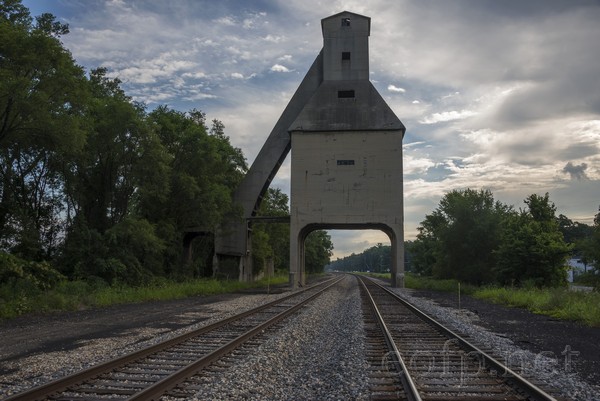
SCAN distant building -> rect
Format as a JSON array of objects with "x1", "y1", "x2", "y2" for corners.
[{"x1": 567, "y1": 257, "x2": 595, "y2": 282}]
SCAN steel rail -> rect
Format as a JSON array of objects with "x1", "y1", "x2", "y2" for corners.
[
  {"x1": 4, "y1": 276, "x2": 340, "y2": 401},
  {"x1": 357, "y1": 276, "x2": 422, "y2": 401},
  {"x1": 362, "y1": 276, "x2": 559, "y2": 401},
  {"x1": 128, "y1": 275, "x2": 344, "y2": 400}
]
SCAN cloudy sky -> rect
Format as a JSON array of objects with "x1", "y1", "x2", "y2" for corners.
[{"x1": 23, "y1": 0, "x2": 600, "y2": 259}]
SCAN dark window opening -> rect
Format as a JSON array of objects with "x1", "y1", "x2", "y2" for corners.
[
  {"x1": 341, "y1": 18, "x2": 351, "y2": 27},
  {"x1": 337, "y1": 159, "x2": 355, "y2": 166},
  {"x1": 342, "y1": 52, "x2": 351, "y2": 61},
  {"x1": 338, "y1": 90, "x2": 355, "y2": 98}
]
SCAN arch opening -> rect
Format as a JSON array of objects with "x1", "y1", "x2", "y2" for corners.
[
  {"x1": 292, "y1": 223, "x2": 403, "y2": 288},
  {"x1": 325, "y1": 229, "x2": 392, "y2": 274}
]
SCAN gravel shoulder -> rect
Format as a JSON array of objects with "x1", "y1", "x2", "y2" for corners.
[
  {"x1": 0, "y1": 288, "x2": 293, "y2": 397},
  {"x1": 387, "y1": 285, "x2": 600, "y2": 401},
  {"x1": 405, "y1": 288, "x2": 600, "y2": 385}
]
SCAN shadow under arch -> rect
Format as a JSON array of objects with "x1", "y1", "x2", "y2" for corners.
[{"x1": 295, "y1": 223, "x2": 402, "y2": 287}]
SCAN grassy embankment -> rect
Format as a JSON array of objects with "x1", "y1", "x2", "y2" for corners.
[
  {"x1": 366, "y1": 272, "x2": 600, "y2": 327},
  {"x1": 0, "y1": 275, "x2": 289, "y2": 320}
]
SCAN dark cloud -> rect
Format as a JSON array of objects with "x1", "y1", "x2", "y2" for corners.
[
  {"x1": 562, "y1": 142, "x2": 600, "y2": 160},
  {"x1": 562, "y1": 162, "x2": 589, "y2": 180}
]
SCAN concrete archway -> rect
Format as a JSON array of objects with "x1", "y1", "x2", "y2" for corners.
[{"x1": 292, "y1": 223, "x2": 404, "y2": 288}]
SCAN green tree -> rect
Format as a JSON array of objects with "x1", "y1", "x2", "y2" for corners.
[
  {"x1": 583, "y1": 208, "x2": 600, "y2": 270},
  {"x1": 65, "y1": 68, "x2": 152, "y2": 233},
  {"x1": 413, "y1": 189, "x2": 510, "y2": 284},
  {"x1": 305, "y1": 230, "x2": 333, "y2": 274},
  {"x1": 557, "y1": 214, "x2": 593, "y2": 245},
  {"x1": 0, "y1": 3, "x2": 88, "y2": 259},
  {"x1": 58, "y1": 68, "x2": 168, "y2": 283},
  {"x1": 146, "y1": 106, "x2": 246, "y2": 278},
  {"x1": 252, "y1": 188, "x2": 290, "y2": 275},
  {"x1": 410, "y1": 210, "x2": 447, "y2": 276},
  {"x1": 495, "y1": 193, "x2": 571, "y2": 287}
]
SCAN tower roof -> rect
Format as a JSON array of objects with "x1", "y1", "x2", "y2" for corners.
[
  {"x1": 321, "y1": 11, "x2": 371, "y2": 36},
  {"x1": 289, "y1": 80, "x2": 405, "y2": 133},
  {"x1": 290, "y1": 11, "x2": 404, "y2": 133}
]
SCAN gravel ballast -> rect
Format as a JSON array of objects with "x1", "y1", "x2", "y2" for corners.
[
  {"x1": 173, "y1": 275, "x2": 370, "y2": 400},
  {"x1": 2, "y1": 275, "x2": 599, "y2": 400}
]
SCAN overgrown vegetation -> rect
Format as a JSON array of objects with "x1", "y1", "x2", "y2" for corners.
[
  {"x1": 0, "y1": 1, "x2": 334, "y2": 318},
  {"x1": 405, "y1": 273, "x2": 600, "y2": 327},
  {"x1": 0, "y1": 271, "x2": 288, "y2": 319},
  {"x1": 473, "y1": 286, "x2": 600, "y2": 326}
]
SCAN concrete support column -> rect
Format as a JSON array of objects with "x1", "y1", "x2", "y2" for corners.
[
  {"x1": 389, "y1": 226, "x2": 405, "y2": 288},
  {"x1": 298, "y1": 235, "x2": 306, "y2": 286},
  {"x1": 289, "y1": 223, "x2": 300, "y2": 289}
]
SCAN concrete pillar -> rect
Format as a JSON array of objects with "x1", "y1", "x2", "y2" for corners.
[
  {"x1": 289, "y1": 225, "x2": 300, "y2": 288},
  {"x1": 389, "y1": 226, "x2": 405, "y2": 288}
]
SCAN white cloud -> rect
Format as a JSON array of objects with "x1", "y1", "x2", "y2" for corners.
[
  {"x1": 182, "y1": 71, "x2": 206, "y2": 79},
  {"x1": 420, "y1": 109, "x2": 478, "y2": 124},
  {"x1": 270, "y1": 64, "x2": 291, "y2": 72},
  {"x1": 231, "y1": 72, "x2": 245, "y2": 79},
  {"x1": 328, "y1": 230, "x2": 391, "y2": 260},
  {"x1": 403, "y1": 154, "x2": 435, "y2": 175},
  {"x1": 264, "y1": 34, "x2": 285, "y2": 43},
  {"x1": 387, "y1": 84, "x2": 406, "y2": 93},
  {"x1": 215, "y1": 16, "x2": 236, "y2": 26}
]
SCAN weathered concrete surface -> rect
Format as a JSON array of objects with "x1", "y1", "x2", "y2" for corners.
[
  {"x1": 289, "y1": 130, "x2": 404, "y2": 287},
  {"x1": 289, "y1": 11, "x2": 405, "y2": 287}
]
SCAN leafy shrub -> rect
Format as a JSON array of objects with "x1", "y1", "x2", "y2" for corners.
[{"x1": 0, "y1": 252, "x2": 65, "y2": 290}]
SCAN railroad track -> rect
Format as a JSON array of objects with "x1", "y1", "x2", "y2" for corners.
[
  {"x1": 357, "y1": 275, "x2": 563, "y2": 401},
  {"x1": 5, "y1": 276, "x2": 343, "y2": 401}
]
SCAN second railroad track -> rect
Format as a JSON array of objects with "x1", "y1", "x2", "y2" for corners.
[{"x1": 5, "y1": 276, "x2": 343, "y2": 401}]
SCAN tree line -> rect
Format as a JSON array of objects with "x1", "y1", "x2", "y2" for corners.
[
  {"x1": 329, "y1": 189, "x2": 600, "y2": 288},
  {"x1": 327, "y1": 243, "x2": 393, "y2": 273},
  {"x1": 0, "y1": 1, "x2": 332, "y2": 290}
]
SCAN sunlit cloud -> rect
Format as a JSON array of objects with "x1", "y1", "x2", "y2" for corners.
[
  {"x1": 270, "y1": 64, "x2": 291, "y2": 72},
  {"x1": 420, "y1": 109, "x2": 478, "y2": 124},
  {"x1": 387, "y1": 84, "x2": 406, "y2": 93}
]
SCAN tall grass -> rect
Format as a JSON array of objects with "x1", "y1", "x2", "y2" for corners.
[
  {"x1": 0, "y1": 275, "x2": 289, "y2": 320},
  {"x1": 375, "y1": 273, "x2": 600, "y2": 327},
  {"x1": 473, "y1": 286, "x2": 600, "y2": 327}
]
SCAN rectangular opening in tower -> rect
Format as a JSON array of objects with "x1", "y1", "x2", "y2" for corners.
[
  {"x1": 342, "y1": 52, "x2": 351, "y2": 61},
  {"x1": 338, "y1": 90, "x2": 355, "y2": 98}
]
